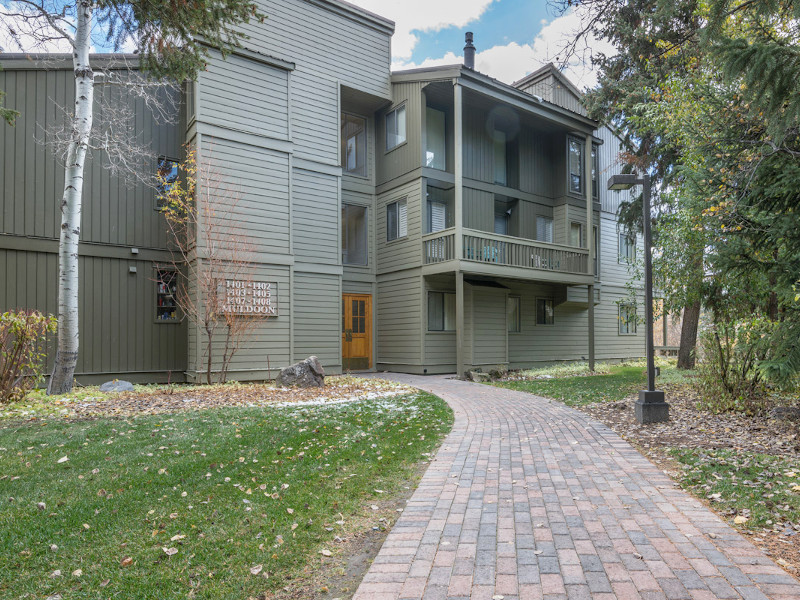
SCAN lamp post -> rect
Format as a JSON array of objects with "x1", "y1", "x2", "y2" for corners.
[{"x1": 607, "y1": 173, "x2": 669, "y2": 424}]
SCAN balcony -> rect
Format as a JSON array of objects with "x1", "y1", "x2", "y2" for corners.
[{"x1": 422, "y1": 228, "x2": 591, "y2": 281}]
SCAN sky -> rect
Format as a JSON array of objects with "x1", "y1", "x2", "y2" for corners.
[{"x1": 351, "y1": 0, "x2": 616, "y2": 89}]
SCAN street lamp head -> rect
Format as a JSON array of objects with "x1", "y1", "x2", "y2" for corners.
[{"x1": 607, "y1": 173, "x2": 642, "y2": 191}]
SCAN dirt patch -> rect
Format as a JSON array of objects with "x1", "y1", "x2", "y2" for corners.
[{"x1": 577, "y1": 382, "x2": 800, "y2": 576}]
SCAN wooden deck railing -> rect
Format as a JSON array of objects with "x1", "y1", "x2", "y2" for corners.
[{"x1": 423, "y1": 228, "x2": 589, "y2": 276}]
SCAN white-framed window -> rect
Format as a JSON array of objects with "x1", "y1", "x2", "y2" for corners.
[
  {"x1": 341, "y1": 113, "x2": 367, "y2": 177},
  {"x1": 386, "y1": 199, "x2": 407, "y2": 241},
  {"x1": 536, "y1": 297, "x2": 554, "y2": 325},
  {"x1": 428, "y1": 291, "x2": 455, "y2": 331},
  {"x1": 619, "y1": 303, "x2": 637, "y2": 335},
  {"x1": 568, "y1": 136, "x2": 584, "y2": 195},
  {"x1": 507, "y1": 296, "x2": 521, "y2": 333},
  {"x1": 494, "y1": 128, "x2": 507, "y2": 185},
  {"x1": 591, "y1": 144, "x2": 599, "y2": 199},
  {"x1": 536, "y1": 215, "x2": 554, "y2": 243},
  {"x1": 425, "y1": 106, "x2": 446, "y2": 170},
  {"x1": 569, "y1": 222, "x2": 584, "y2": 248},
  {"x1": 156, "y1": 156, "x2": 179, "y2": 209},
  {"x1": 386, "y1": 105, "x2": 406, "y2": 151},
  {"x1": 342, "y1": 203, "x2": 368, "y2": 265},
  {"x1": 428, "y1": 200, "x2": 447, "y2": 233},
  {"x1": 619, "y1": 232, "x2": 636, "y2": 263}
]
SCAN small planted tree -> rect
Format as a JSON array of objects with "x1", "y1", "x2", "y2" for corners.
[
  {"x1": 159, "y1": 147, "x2": 260, "y2": 384},
  {"x1": 1, "y1": 310, "x2": 57, "y2": 403}
]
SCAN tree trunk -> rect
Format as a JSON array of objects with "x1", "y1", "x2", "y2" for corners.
[
  {"x1": 48, "y1": 2, "x2": 94, "y2": 394},
  {"x1": 677, "y1": 299, "x2": 701, "y2": 369}
]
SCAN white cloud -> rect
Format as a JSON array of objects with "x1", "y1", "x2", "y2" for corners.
[
  {"x1": 352, "y1": 0, "x2": 495, "y2": 59},
  {"x1": 390, "y1": 8, "x2": 617, "y2": 91}
]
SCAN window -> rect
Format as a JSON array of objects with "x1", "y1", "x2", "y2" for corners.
[
  {"x1": 594, "y1": 225, "x2": 600, "y2": 277},
  {"x1": 507, "y1": 296, "x2": 521, "y2": 333},
  {"x1": 156, "y1": 269, "x2": 178, "y2": 322},
  {"x1": 619, "y1": 304, "x2": 637, "y2": 335},
  {"x1": 428, "y1": 291, "x2": 455, "y2": 331},
  {"x1": 494, "y1": 129, "x2": 507, "y2": 185},
  {"x1": 568, "y1": 137, "x2": 584, "y2": 195},
  {"x1": 342, "y1": 203, "x2": 368, "y2": 265},
  {"x1": 341, "y1": 113, "x2": 367, "y2": 177},
  {"x1": 425, "y1": 107, "x2": 446, "y2": 170},
  {"x1": 536, "y1": 215, "x2": 553, "y2": 243},
  {"x1": 570, "y1": 222, "x2": 584, "y2": 248},
  {"x1": 591, "y1": 144, "x2": 599, "y2": 199},
  {"x1": 386, "y1": 105, "x2": 406, "y2": 150},
  {"x1": 619, "y1": 232, "x2": 636, "y2": 263},
  {"x1": 387, "y1": 199, "x2": 407, "y2": 241},
  {"x1": 156, "y1": 156, "x2": 179, "y2": 208},
  {"x1": 536, "y1": 298, "x2": 554, "y2": 325},
  {"x1": 428, "y1": 200, "x2": 447, "y2": 233}
]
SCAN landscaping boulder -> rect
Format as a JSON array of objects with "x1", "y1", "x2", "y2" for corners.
[
  {"x1": 99, "y1": 380, "x2": 134, "y2": 393},
  {"x1": 769, "y1": 406, "x2": 800, "y2": 422},
  {"x1": 488, "y1": 367, "x2": 508, "y2": 380},
  {"x1": 466, "y1": 370, "x2": 491, "y2": 383},
  {"x1": 276, "y1": 356, "x2": 325, "y2": 388}
]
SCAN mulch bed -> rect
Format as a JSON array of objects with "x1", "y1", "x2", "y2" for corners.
[{"x1": 576, "y1": 382, "x2": 800, "y2": 576}]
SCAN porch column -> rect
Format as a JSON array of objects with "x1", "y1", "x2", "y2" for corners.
[
  {"x1": 454, "y1": 82, "x2": 463, "y2": 262},
  {"x1": 456, "y1": 270, "x2": 465, "y2": 378},
  {"x1": 585, "y1": 133, "x2": 595, "y2": 371}
]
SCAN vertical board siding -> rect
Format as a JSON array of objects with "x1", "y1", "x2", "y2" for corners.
[
  {"x1": 0, "y1": 67, "x2": 180, "y2": 248},
  {"x1": 462, "y1": 187, "x2": 494, "y2": 232},
  {"x1": 198, "y1": 51, "x2": 289, "y2": 139},
  {"x1": 376, "y1": 273, "x2": 421, "y2": 365},
  {"x1": 293, "y1": 272, "x2": 340, "y2": 367},
  {"x1": 293, "y1": 168, "x2": 339, "y2": 264}
]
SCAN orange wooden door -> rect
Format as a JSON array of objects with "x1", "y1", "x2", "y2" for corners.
[{"x1": 342, "y1": 294, "x2": 372, "y2": 370}]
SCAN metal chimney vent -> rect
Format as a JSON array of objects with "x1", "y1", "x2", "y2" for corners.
[{"x1": 464, "y1": 32, "x2": 475, "y2": 69}]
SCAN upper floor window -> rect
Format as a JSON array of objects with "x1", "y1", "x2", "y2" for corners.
[
  {"x1": 426, "y1": 107, "x2": 446, "y2": 170},
  {"x1": 342, "y1": 113, "x2": 367, "y2": 177},
  {"x1": 568, "y1": 137, "x2": 584, "y2": 195},
  {"x1": 428, "y1": 200, "x2": 447, "y2": 233},
  {"x1": 156, "y1": 156, "x2": 179, "y2": 209},
  {"x1": 619, "y1": 232, "x2": 636, "y2": 263},
  {"x1": 536, "y1": 215, "x2": 553, "y2": 244},
  {"x1": 494, "y1": 128, "x2": 507, "y2": 185},
  {"x1": 386, "y1": 105, "x2": 406, "y2": 151},
  {"x1": 387, "y1": 199, "x2": 408, "y2": 241},
  {"x1": 570, "y1": 222, "x2": 584, "y2": 248},
  {"x1": 592, "y1": 144, "x2": 599, "y2": 199},
  {"x1": 342, "y1": 203, "x2": 368, "y2": 265},
  {"x1": 594, "y1": 225, "x2": 600, "y2": 277}
]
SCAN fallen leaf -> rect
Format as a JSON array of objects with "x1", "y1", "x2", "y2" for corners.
[
  {"x1": 162, "y1": 547, "x2": 178, "y2": 556},
  {"x1": 319, "y1": 549, "x2": 332, "y2": 557},
  {"x1": 72, "y1": 569, "x2": 82, "y2": 577},
  {"x1": 57, "y1": 456, "x2": 69, "y2": 464},
  {"x1": 170, "y1": 534, "x2": 185, "y2": 542},
  {"x1": 120, "y1": 556, "x2": 133, "y2": 567},
  {"x1": 734, "y1": 515, "x2": 748, "y2": 525},
  {"x1": 250, "y1": 565, "x2": 263, "y2": 575}
]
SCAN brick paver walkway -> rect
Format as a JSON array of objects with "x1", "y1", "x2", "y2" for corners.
[{"x1": 352, "y1": 374, "x2": 800, "y2": 600}]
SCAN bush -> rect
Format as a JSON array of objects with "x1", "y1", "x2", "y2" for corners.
[
  {"x1": 0, "y1": 310, "x2": 57, "y2": 403},
  {"x1": 697, "y1": 317, "x2": 777, "y2": 414}
]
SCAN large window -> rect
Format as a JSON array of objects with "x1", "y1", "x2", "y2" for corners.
[
  {"x1": 591, "y1": 144, "x2": 599, "y2": 199},
  {"x1": 536, "y1": 298, "x2": 554, "y2": 325},
  {"x1": 619, "y1": 303, "x2": 637, "y2": 335},
  {"x1": 570, "y1": 222, "x2": 584, "y2": 248},
  {"x1": 342, "y1": 113, "x2": 367, "y2": 177},
  {"x1": 155, "y1": 269, "x2": 178, "y2": 322},
  {"x1": 426, "y1": 107, "x2": 446, "y2": 170},
  {"x1": 386, "y1": 105, "x2": 406, "y2": 151},
  {"x1": 494, "y1": 128, "x2": 507, "y2": 185},
  {"x1": 536, "y1": 215, "x2": 553, "y2": 243},
  {"x1": 342, "y1": 203, "x2": 368, "y2": 265},
  {"x1": 568, "y1": 137, "x2": 584, "y2": 195},
  {"x1": 619, "y1": 232, "x2": 636, "y2": 263},
  {"x1": 428, "y1": 291, "x2": 455, "y2": 331},
  {"x1": 507, "y1": 296, "x2": 521, "y2": 333},
  {"x1": 387, "y1": 199, "x2": 408, "y2": 241}
]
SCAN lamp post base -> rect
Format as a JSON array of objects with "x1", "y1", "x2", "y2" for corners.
[{"x1": 635, "y1": 390, "x2": 669, "y2": 424}]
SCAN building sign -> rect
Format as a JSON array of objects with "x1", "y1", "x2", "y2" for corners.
[{"x1": 221, "y1": 279, "x2": 278, "y2": 316}]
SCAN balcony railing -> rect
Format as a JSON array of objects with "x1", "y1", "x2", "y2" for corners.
[{"x1": 423, "y1": 228, "x2": 589, "y2": 276}]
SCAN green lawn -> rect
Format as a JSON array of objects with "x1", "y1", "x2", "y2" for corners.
[
  {"x1": 0, "y1": 392, "x2": 452, "y2": 599},
  {"x1": 492, "y1": 362, "x2": 659, "y2": 406},
  {"x1": 670, "y1": 449, "x2": 800, "y2": 531}
]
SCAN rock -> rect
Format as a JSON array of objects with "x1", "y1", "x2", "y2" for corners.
[
  {"x1": 99, "y1": 380, "x2": 134, "y2": 392},
  {"x1": 467, "y1": 371, "x2": 491, "y2": 383},
  {"x1": 769, "y1": 406, "x2": 800, "y2": 422},
  {"x1": 488, "y1": 367, "x2": 508, "y2": 380},
  {"x1": 275, "y1": 356, "x2": 325, "y2": 388}
]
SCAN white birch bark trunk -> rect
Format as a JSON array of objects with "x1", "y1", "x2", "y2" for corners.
[{"x1": 48, "y1": 1, "x2": 94, "y2": 394}]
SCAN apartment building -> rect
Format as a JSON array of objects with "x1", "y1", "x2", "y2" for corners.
[{"x1": 0, "y1": 0, "x2": 644, "y2": 383}]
